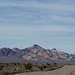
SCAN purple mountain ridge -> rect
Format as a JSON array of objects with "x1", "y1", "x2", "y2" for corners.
[{"x1": 0, "y1": 44, "x2": 75, "y2": 64}]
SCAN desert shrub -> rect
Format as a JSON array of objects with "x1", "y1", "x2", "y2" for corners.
[
  {"x1": 38, "y1": 66, "x2": 43, "y2": 71},
  {"x1": 35, "y1": 63, "x2": 38, "y2": 66},
  {"x1": 17, "y1": 63, "x2": 21, "y2": 66},
  {"x1": 46, "y1": 63, "x2": 51, "y2": 66},
  {"x1": 42, "y1": 65, "x2": 47, "y2": 69},
  {"x1": 54, "y1": 62, "x2": 57, "y2": 66},
  {"x1": 25, "y1": 63, "x2": 32, "y2": 70},
  {"x1": 13, "y1": 63, "x2": 17, "y2": 66},
  {"x1": 5, "y1": 63, "x2": 9, "y2": 66},
  {"x1": 0, "y1": 65, "x2": 4, "y2": 71}
]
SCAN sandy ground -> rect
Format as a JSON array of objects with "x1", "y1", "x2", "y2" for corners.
[{"x1": 15, "y1": 65, "x2": 75, "y2": 75}]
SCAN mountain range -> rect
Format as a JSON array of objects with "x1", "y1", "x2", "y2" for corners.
[{"x1": 0, "y1": 44, "x2": 75, "y2": 64}]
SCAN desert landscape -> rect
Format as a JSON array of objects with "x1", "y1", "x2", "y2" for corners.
[
  {"x1": 0, "y1": 0, "x2": 75, "y2": 75},
  {"x1": 15, "y1": 65, "x2": 75, "y2": 75}
]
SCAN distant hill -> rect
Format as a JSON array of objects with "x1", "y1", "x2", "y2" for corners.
[{"x1": 0, "y1": 44, "x2": 75, "y2": 64}]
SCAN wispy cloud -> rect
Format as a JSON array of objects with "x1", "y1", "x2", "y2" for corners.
[
  {"x1": 0, "y1": 0, "x2": 75, "y2": 53},
  {"x1": 0, "y1": 25, "x2": 75, "y2": 33},
  {"x1": 0, "y1": 0, "x2": 75, "y2": 26}
]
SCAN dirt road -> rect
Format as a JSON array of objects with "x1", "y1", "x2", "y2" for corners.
[{"x1": 15, "y1": 65, "x2": 75, "y2": 75}]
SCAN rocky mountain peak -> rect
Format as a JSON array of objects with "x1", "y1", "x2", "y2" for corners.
[
  {"x1": 12, "y1": 47, "x2": 20, "y2": 52},
  {"x1": 33, "y1": 44, "x2": 41, "y2": 48},
  {"x1": 51, "y1": 48, "x2": 57, "y2": 52},
  {"x1": 51, "y1": 48, "x2": 56, "y2": 50},
  {"x1": 33, "y1": 44, "x2": 39, "y2": 47},
  {"x1": 12, "y1": 47, "x2": 19, "y2": 50},
  {"x1": 29, "y1": 44, "x2": 42, "y2": 49},
  {"x1": 1, "y1": 48, "x2": 11, "y2": 51}
]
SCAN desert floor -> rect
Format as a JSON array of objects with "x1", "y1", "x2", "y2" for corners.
[{"x1": 15, "y1": 65, "x2": 75, "y2": 75}]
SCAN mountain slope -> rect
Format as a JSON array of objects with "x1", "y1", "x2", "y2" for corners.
[
  {"x1": 0, "y1": 48, "x2": 16, "y2": 56},
  {"x1": 22, "y1": 45, "x2": 75, "y2": 63},
  {"x1": 0, "y1": 44, "x2": 75, "y2": 63}
]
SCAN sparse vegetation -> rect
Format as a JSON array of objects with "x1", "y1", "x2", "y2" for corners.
[{"x1": 0, "y1": 63, "x2": 63, "y2": 75}]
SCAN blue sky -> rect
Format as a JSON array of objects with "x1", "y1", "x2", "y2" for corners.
[{"x1": 0, "y1": 0, "x2": 75, "y2": 53}]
